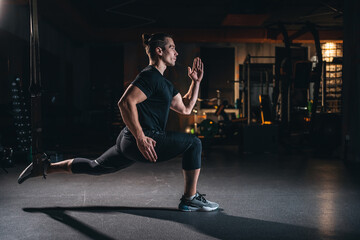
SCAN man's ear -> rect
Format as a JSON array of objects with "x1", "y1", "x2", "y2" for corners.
[{"x1": 155, "y1": 47, "x2": 163, "y2": 56}]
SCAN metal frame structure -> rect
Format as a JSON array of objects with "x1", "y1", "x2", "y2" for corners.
[{"x1": 242, "y1": 55, "x2": 276, "y2": 125}]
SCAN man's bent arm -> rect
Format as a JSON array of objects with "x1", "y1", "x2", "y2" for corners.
[
  {"x1": 118, "y1": 84, "x2": 146, "y2": 140},
  {"x1": 170, "y1": 80, "x2": 200, "y2": 115},
  {"x1": 171, "y1": 57, "x2": 203, "y2": 115},
  {"x1": 118, "y1": 84, "x2": 158, "y2": 162}
]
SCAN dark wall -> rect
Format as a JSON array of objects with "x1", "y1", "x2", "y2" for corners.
[
  {"x1": 0, "y1": 30, "x2": 29, "y2": 147},
  {"x1": 200, "y1": 47, "x2": 235, "y2": 106},
  {"x1": 87, "y1": 45, "x2": 125, "y2": 143},
  {"x1": 0, "y1": 5, "x2": 126, "y2": 149}
]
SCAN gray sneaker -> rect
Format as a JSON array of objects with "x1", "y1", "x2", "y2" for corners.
[
  {"x1": 178, "y1": 192, "x2": 219, "y2": 212},
  {"x1": 18, "y1": 153, "x2": 50, "y2": 184}
]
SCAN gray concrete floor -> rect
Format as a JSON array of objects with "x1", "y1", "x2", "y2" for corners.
[{"x1": 1, "y1": 145, "x2": 360, "y2": 240}]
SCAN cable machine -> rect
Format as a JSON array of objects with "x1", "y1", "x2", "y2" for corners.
[
  {"x1": 239, "y1": 22, "x2": 324, "y2": 130},
  {"x1": 241, "y1": 55, "x2": 275, "y2": 125}
]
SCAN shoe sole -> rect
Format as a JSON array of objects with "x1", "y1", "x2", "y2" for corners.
[
  {"x1": 18, "y1": 153, "x2": 50, "y2": 184},
  {"x1": 18, "y1": 163, "x2": 34, "y2": 184},
  {"x1": 178, "y1": 204, "x2": 219, "y2": 212}
]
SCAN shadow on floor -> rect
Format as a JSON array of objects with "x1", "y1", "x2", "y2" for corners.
[{"x1": 23, "y1": 206, "x2": 359, "y2": 240}]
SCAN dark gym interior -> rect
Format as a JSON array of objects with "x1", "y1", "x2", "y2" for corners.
[{"x1": 1, "y1": 0, "x2": 360, "y2": 239}]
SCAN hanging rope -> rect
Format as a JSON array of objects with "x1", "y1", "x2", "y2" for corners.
[{"x1": 29, "y1": 0, "x2": 43, "y2": 162}]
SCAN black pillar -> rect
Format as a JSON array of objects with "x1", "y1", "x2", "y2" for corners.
[{"x1": 343, "y1": 0, "x2": 360, "y2": 164}]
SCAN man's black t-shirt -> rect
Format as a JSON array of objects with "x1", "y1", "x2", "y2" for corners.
[{"x1": 131, "y1": 65, "x2": 179, "y2": 131}]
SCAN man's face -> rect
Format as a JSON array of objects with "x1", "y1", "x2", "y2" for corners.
[{"x1": 160, "y1": 37, "x2": 178, "y2": 66}]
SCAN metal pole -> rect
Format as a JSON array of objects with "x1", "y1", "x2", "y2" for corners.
[
  {"x1": 216, "y1": 90, "x2": 221, "y2": 121},
  {"x1": 287, "y1": 83, "x2": 291, "y2": 123},
  {"x1": 265, "y1": 70, "x2": 269, "y2": 95},
  {"x1": 241, "y1": 65, "x2": 246, "y2": 118},
  {"x1": 249, "y1": 56, "x2": 276, "y2": 59},
  {"x1": 321, "y1": 61, "x2": 327, "y2": 112},
  {"x1": 260, "y1": 71, "x2": 263, "y2": 95},
  {"x1": 308, "y1": 22, "x2": 323, "y2": 118},
  {"x1": 247, "y1": 55, "x2": 251, "y2": 125}
]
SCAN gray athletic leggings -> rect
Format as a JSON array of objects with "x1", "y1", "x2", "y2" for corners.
[{"x1": 71, "y1": 127, "x2": 202, "y2": 175}]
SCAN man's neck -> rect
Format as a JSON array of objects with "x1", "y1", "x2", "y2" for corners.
[{"x1": 149, "y1": 60, "x2": 167, "y2": 75}]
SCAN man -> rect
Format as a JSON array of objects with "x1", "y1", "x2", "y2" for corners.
[{"x1": 18, "y1": 33, "x2": 219, "y2": 212}]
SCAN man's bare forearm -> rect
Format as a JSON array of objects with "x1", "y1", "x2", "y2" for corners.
[
  {"x1": 118, "y1": 100, "x2": 145, "y2": 140},
  {"x1": 183, "y1": 80, "x2": 195, "y2": 100},
  {"x1": 183, "y1": 80, "x2": 200, "y2": 113}
]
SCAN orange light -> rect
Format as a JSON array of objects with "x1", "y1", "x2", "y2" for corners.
[
  {"x1": 322, "y1": 42, "x2": 340, "y2": 63},
  {"x1": 304, "y1": 117, "x2": 311, "y2": 122}
]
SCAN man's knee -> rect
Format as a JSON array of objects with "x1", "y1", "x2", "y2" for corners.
[
  {"x1": 182, "y1": 136, "x2": 202, "y2": 170},
  {"x1": 72, "y1": 158, "x2": 118, "y2": 175},
  {"x1": 192, "y1": 136, "x2": 202, "y2": 151}
]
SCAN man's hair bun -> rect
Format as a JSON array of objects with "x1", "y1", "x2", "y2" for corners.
[{"x1": 142, "y1": 33, "x2": 151, "y2": 46}]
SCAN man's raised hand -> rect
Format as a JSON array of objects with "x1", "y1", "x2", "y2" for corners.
[{"x1": 188, "y1": 57, "x2": 204, "y2": 82}]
